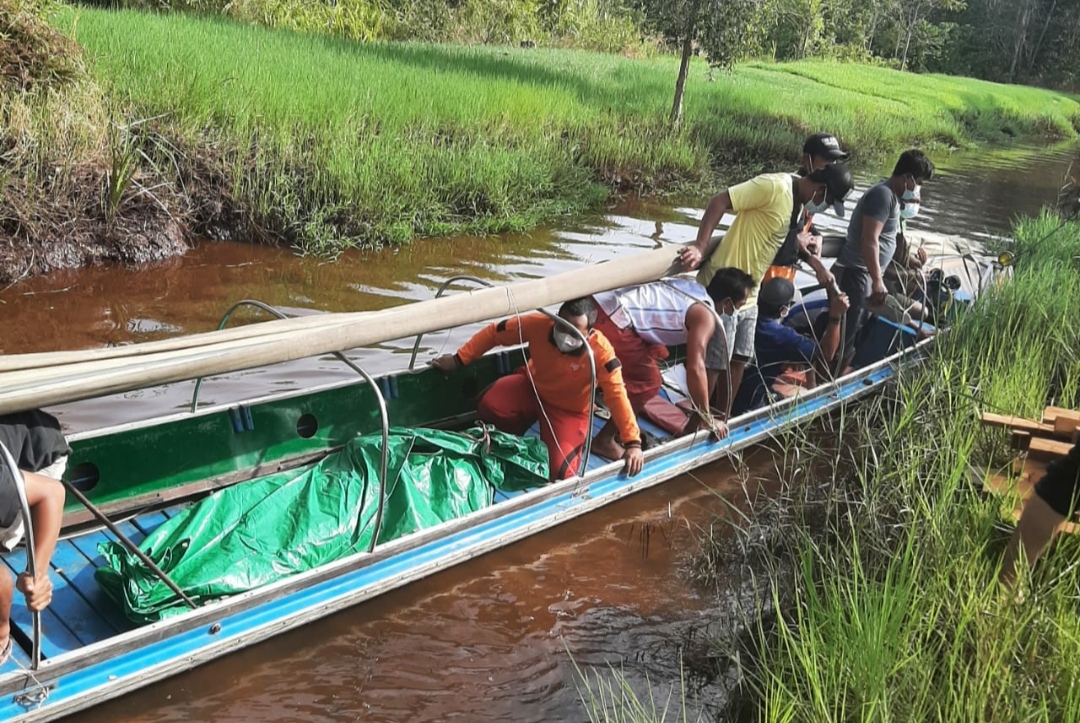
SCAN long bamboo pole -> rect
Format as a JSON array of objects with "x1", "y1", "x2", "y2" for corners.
[{"x1": 0, "y1": 247, "x2": 684, "y2": 415}]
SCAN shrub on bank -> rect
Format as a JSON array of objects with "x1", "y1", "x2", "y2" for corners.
[{"x1": 74, "y1": 0, "x2": 648, "y2": 54}]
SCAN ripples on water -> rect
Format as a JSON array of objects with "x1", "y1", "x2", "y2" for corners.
[{"x1": 2, "y1": 142, "x2": 1076, "y2": 722}]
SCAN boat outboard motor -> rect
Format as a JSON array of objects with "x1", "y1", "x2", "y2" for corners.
[{"x1": 925, "y1": 268, "x2": 968, "y2": 324}]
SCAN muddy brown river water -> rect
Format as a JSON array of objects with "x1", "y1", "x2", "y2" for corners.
[{"x1": 1, "y1": 142, "x2": 1077, "y2": 721}]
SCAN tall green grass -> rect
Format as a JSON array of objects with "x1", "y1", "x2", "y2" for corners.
[
  {"x1": 59, "y1": 7, "x2": 1080, "y2": 253},
  {"x1": 731, "y1": 213, "x2": 1080, "y2": 721}
]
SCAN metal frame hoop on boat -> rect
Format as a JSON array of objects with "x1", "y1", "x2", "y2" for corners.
[
  {"x1": 190, "y1": 299, "x2": 391, "y2": 553},
  {"x1": 407, "y1": 276, "x2": 597, "y2": 477},
  {"x1": 0, "y1": 441, "x2": 41, "y2": 670}
]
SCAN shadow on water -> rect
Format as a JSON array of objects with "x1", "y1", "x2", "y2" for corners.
[{"x1": 1, "y1": 140, "x2": 1076, "y2": 722}]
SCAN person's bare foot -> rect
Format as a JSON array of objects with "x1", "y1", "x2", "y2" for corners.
[{"x1": 590, "y1": 436, "x2": 626, "y2": 462}]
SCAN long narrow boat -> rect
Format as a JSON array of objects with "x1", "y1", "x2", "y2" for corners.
[{"x1": 0, "y1": 242, "x2": 997, "y2": 720}]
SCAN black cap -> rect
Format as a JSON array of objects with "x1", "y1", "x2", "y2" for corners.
[
  {"x1": 759, "y1": 277, "x2": 796, "y2": 311},
  {"x1": 809, "y1": 162, "x2": 855, "y2": 218},
  {"x1": 803, "y1": 132, "x2": 848, "y2": 162}
]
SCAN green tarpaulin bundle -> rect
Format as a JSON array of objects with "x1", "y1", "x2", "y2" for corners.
[{"x1": 95, "y1": 426, "x2": 547, "y2": 624}]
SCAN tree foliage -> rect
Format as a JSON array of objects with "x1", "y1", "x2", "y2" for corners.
[{"x1": 636, "y1": 0, "x2": 1080, "y2": 91}]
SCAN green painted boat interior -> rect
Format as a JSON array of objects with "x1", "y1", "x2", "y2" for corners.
[{"x1": 64, "y1": 352, "x2": 517, "y2": 515}]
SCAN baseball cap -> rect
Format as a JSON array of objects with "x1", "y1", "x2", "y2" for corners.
[
  {"x1": 809, "y1": 162, "x2": 855, "y2": 218},
  {"x1": 803, "y1": 132, "x2": 848, "y2": 162},
  {"x1": 758, "y1": 277, "x2": 796, "y2": 311}
]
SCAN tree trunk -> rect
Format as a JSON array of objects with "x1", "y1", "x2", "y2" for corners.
[
  {"x1": 670, "y1": 33, "x2": 694, "y2": 128},
  {"x1": 1007, "y1": 0, "x2": 1037, "y2": 82},
  {"x1": 900, "y1": 23, "x2": 915, "y2": 70},
  {"x1": 1027, "y1": 0, "x2": 1057, "y2": 76},
  {"x1": 866, "y1": 8, "x2": 879, "y2": 51}
]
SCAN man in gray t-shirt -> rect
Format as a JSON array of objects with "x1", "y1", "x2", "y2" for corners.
[
  {"x1": 830, "y1": 150, "x2": 935, "y2": 365},
  {"x1": 839, "y1": 182, "x2": 900, "y2": 272}
]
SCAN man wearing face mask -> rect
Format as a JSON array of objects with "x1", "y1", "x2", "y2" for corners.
[
  {"x1": 731, "y1": 277, "x2": 850, "y2": 415},
  {"x1": 431, "y1": 298, "x2": 644, "y2": 481},
  {"x1": 832, "y1": 149, "x2": 935, "y2": 365},
  {"x1": 764, "y1": 133, "x2": 850, "y2": 287},
  {"x1": 589, "y1": 269, "x2": 755, "y2": 452},
  {"x1": 679, "y1": 162, "x2": 855, "y2": 421},
  {"x1": 875, "y1": 215, "x2": 932, "y2": 332}
]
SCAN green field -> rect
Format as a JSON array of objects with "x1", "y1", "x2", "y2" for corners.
[{"x1": 58, "y1": 7, "x2": 1080, "y2": 253}]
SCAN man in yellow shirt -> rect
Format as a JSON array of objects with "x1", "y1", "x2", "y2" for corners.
[{"x1": 679, "y1": 163, "x2": 854, "y2": 418}]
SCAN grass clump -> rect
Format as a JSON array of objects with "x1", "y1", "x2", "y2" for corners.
[
  {"x1": 58, "y1": 8, "x2": 1080, "y2": 256},
  {"x1": 0, "y1": 0, "x2": 81, "y2": 90},
  {"x1": 0, "y1": 0, "x2": 189, "y2": 282},
  {"x1": 710, "y1": 212, "x2": 1080, "y2": 720}
]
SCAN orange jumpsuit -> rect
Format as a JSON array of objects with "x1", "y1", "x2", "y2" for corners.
[{"x1": 456, "y1": 313, "x2": 641, "y2": 479}]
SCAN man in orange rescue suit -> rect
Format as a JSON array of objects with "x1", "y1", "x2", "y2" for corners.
[{"x1": 432, "y1": 297, "x2": 644, "y2": 481}]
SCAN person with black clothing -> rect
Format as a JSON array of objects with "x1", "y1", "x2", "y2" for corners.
[
  {"x1": 0, "y1": 410, "x2": 69, "y2": 667},
  {"x1": 1001, "y1": 440, "x2": 1080, "y2": 589}
]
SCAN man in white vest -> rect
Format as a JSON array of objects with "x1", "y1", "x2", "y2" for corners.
[{"x1": 589, "y1": 268, "x2": 755, "y2": 461}]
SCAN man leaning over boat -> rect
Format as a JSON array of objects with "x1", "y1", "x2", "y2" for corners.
[
  {"x1": 432, "y1": 298, "x2": 645, "y2": 480},
  {"x1": 589, "y1": 268, "x2": 755, "y2": 450},
  {"x1": 680, "y1": 160, "x2": 856, "y2": 421},
  {"x1": 763, "y1": 132, "x2": 850, "y2": 287}
]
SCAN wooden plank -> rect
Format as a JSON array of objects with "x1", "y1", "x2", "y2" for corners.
[
  {"x1": 981, "y1": 412, "x2": 1056, "y2": 435},
  {"x1": 1029, "y1": 437, "x2": 1074, "y2": 458},
  {"x1": 1011, "y1": 430, "x2": 1032, "y2": 451},
  {"x1": 1043, "y1": 406, "x2": 1080, "y2": 424},
  {"x1": 130, "y1": 511, "x2": 170, "y2": 538},
  {"x1": 1054, "y1": 415, "x2": 1080, "y2": 438},
  {"x1": 48, "y1": 538, "x2": 130, "y2": 636},
  {"x1": 0, "y1": 248, "x2": 685, "y2": 414},
  {"x1": 38, "y1": 543, "x2": 120, "y2": 645}
]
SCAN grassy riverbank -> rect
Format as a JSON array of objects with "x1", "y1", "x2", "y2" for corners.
[
  {"x1": 625, "y1": 213, "x2": 1080, "y2": 721},
  {"x1": 4, "y1": 1, "x2": 1080, "y2": 278}
]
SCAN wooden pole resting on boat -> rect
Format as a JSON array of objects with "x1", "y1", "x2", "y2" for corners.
[
  {"x1": 60, "y1": 480, "x2": 199, "y2": 610},
  {"x1": 0, "y1": 247, "x2": 684, "y2": 414}
]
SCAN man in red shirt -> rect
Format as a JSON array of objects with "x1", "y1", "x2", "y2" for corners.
[{"x1": 432, "y1": 298, "x2": 644, "y2": 481}]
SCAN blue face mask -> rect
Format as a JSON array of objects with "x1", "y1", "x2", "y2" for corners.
[{"x1": 805, "y1": 198, "x2": 830, "y2": 214}]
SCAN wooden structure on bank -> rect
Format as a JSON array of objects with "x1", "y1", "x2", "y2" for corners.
[{"x1": 983, "y1": 407, "x2": 1080, "y2": 529}]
